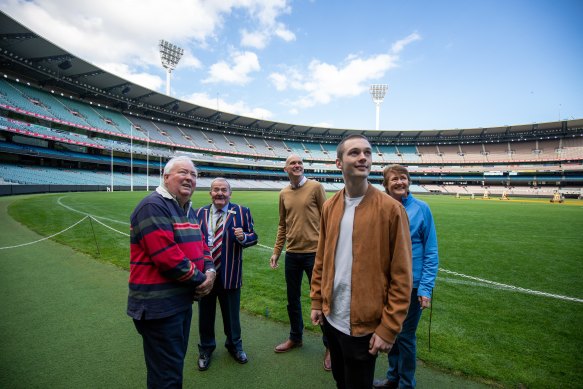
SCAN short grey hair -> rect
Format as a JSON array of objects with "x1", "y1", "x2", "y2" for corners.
[
  {"x1": 163, "y1": 156, "x2": 197, "y2": 175},
  {"x1": 210, "y1": 177, "x2": 231, "y2": 192}
]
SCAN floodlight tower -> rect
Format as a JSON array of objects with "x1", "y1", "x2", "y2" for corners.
[
  {"x1": 369, "y1": 84, "x2": 388, "y2": 131},
  {"x1": 159, "y1": 39, "x2": 184, "y2": 96}
]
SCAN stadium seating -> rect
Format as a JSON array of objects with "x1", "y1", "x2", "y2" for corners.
[{"x1": 0, "y1": 78, "x2": 581, "y2": 196}]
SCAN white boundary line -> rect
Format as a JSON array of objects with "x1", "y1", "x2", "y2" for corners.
[
  {"x1": 48, "y1": 196, "x2": 583, "y2": 304},
  {"x1": 57, "y1": 196, "x2": 129, "y2": 225},
  {"x1": 89, "y1": 216, "x2": 130, "y2": 237},
  {"x1": 0, "y1": 215, "x2": 89, "y2": 250},
  {"x1": 439, "y1": 268, "x2": 583, "y2": 303}
]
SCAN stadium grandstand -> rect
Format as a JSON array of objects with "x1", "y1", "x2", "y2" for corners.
[{"x1": 0, "y1": 11, "x2": 582, "y2": 198}]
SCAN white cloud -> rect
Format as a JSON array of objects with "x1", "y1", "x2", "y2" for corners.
[
  {"x1": 0, "y1": 0, "x2": 227, "y2": 66},
  {"x1": 312, "y1": 121, "x2": 334, "y2": 128},
  {"x1": 270, "y1": 33, "x2": 421, "y2": 110},
  {"x1": 203, "y1": 51, "x2": 260, "y2": 85},
  {"x1": 270, "y1": 53, "x2": 397, "y2": 109},
  {"x1": 241, "y1": 21, "x2": 296, "y2": 49},
  {"x1": 183, "y1": 92, "x2": 273, "y2": 120},
  {"x1": 241, "y1": 29, "x2": 269, "y2": 50},
  {"x1": 98, "y1": 63, "x2": 163, "y2": 92},
  {"x1": 391, "y1": 32, "x2": 421, "y2": 54},
  {"x1": 0, "y1": 0, "x2": 292, "y2": 88},
  {"x1": 238, "y1": 1, "x2": 295, "y2": 48},
  {"x1": 274, "y1": 23, "x2": 296, "y2": 42},
  {"x1": 268, "y1": 73, "x2": 288, "y2": 91},
  {"x1": 178, "y1": 51, "x2": 203, "y2": 69},
  {"x1": 247, "y1": 0, "x2": 291, "y2": 25},
  {"x1": 268, "y1": 67, "x2": 303, "y2": 91}
]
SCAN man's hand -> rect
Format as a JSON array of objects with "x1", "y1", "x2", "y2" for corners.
[
  {"x1": 270, "y1": 254, "x2": 280, "y2": 269},
  {"x1": 418, "y1": 295, "x2": 431, "y2": 310},
  {"x1": 368, "y1": 333, "x2": 393, "y2": 355},
  {"x1": 195, "y1": 271, "x2": 216, "y2": 298},
  {"x1": 233, "y1": 227, "x2": 244, "y2": 241},
  {"x1": 311, "y1": 309, "x2": 323, "y2": 325}
]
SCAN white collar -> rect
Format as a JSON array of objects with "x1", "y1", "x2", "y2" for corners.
[
  {"x1": 290, "y1": 176, "x2": 307, "y2": 189},
  {"x1": 156, "y1": 185, "x2": 191, "y2": 210},
  {"x1": 211, "y1": 204, "x2": 230, "y2": 213}
]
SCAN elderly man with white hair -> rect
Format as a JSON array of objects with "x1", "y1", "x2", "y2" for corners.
[{"x1": 128, "y1": 156, "x2": 216, "y2": 388}]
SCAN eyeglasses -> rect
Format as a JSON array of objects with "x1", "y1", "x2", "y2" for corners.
[{"x1": 175, "y1": 169, "x2": 197, "y2": 178}]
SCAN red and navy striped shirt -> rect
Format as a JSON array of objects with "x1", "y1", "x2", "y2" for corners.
[{"x1": 127, "y1": 187, "x2": 214, "y2": 320}]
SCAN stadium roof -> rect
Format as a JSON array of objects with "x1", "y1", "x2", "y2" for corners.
[{"x1": 1, "y1": 11, "x2": 582, "y2": 144}]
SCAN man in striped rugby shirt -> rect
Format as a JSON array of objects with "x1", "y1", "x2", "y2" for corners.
[{"x1": 128, "y1": 156, "x2": 216, "y2": 388}]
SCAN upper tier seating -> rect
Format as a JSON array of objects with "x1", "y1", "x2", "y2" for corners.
[{"x1": 1, "y1": 79, "x2": 580, "y2": 166}]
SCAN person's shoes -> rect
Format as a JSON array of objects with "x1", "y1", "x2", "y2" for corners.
[
  {"x1": 274, "y1": 339, "x2": 303, "y2": 353},
  {"x1": 197, "y1": 353, "x2": 211, "y2": 371},
  {"x1": 372, "y1": 378, "x2": 399, "y2": 389},
  {"x1": 323, "y1": 348, "x2": 332, "y2": 371},
  {"x1": 229, "y1": 349, "x2": 248, "y2": 364}
]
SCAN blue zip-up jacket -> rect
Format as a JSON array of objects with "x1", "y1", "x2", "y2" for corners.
[{"x1": 401, "y1": 193, "x2": 439, "y2": 298}]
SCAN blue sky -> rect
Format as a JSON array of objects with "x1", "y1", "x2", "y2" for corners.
[{"x1": 1, "y1": 0, "x2": 582, "y2": 131}]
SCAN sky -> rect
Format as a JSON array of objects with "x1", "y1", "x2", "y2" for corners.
[{"x1": 1, "y1": 0, "x2": 582, "y2": 131}]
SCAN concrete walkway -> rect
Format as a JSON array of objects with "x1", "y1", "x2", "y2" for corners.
[{"x1": 0, "y1": 195, "x2": 493, "y2": 388}]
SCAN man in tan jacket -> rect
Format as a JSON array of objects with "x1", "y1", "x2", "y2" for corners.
[{"x1": 311, "y1": 134, "x2": 412, "y2": 388}]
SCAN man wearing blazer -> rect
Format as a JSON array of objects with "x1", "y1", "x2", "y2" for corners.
[{"x1": 194, "y1": 177, "x2": 258, "y2": 371}]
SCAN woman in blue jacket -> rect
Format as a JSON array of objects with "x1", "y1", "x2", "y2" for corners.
[{"x1": 374, "y1": 164, "x2": 439, "y2": 389}]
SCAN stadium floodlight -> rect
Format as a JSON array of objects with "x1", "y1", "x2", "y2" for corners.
[
  {"x1": 159, "y1": 39, "x2": 184, "y2": 96},
  {"x1": 369, "y1": 84, "x2": 388, "y2": 131}
]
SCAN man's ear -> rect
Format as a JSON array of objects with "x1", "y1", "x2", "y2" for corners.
[{"x1": 335, "y1": 158, "x2": 342, "y2": 170}]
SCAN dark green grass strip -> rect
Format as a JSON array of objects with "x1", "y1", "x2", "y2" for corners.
[{"x1": 0, "y1": 195, "x2": 492, "y2": 389}]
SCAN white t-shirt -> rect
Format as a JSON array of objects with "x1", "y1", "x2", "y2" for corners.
[{"x1": 325, "y1": 194, "x2": 363, "y2": 335}]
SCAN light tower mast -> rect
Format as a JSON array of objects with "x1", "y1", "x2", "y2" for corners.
[
  {"x1": 369, "y1": 84, "x2": 388, "y2": 131},
  {"x1": 159, "y1": 39, "x2": 184, "y2": 96}
]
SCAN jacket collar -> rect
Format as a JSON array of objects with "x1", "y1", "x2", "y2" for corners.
[
  {"x1": 156, "y1": 185, "x2": 192, "y2": 211},
  {"x1": 340, "y1": 182, "x2": 375, "y2": 206},
  {"x1": 401, "y1": 193, "x2": 413, "y2": 205}
]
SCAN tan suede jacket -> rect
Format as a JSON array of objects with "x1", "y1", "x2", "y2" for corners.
[{"x1": 310, "y1": 184, "x2": 413, "y2": 344}]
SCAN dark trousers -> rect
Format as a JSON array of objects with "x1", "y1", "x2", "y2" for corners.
[
  {"x1": 133, "y1": 307, "x2": 192, "y2": 389},
  {"x1": 285, "y1": 251, "x2": 327, "y2": 347},
  {"x1": 322, "y1": 317, "x2": 377, "y2": 389},
  {"x1": 198, "y1": 279, "x2": 242, "y2": 354}
]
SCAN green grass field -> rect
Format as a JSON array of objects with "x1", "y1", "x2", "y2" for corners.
[{"x1": 7, "y1": 191, "x2": 583, "y2": 388}]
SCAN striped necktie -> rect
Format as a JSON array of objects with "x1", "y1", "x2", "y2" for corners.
[{"x1": 211, "y1": 210, "x2": 224, "y2": 270}]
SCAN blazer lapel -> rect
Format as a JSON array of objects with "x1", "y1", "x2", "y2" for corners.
[
  {"x1": 203, "y1": 206, "x2": 211, "y2": 234},
  {"x1": 224, "y1": 204, "x2": 236, "y2": 228}
]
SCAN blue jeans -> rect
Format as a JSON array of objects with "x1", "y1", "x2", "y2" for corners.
[
  {"x1": 133, "y1": 307, "x2": 192, "y2": 389},
  {"x1": 386, "y1": 288, "x2": 423, "y2": 389}
]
